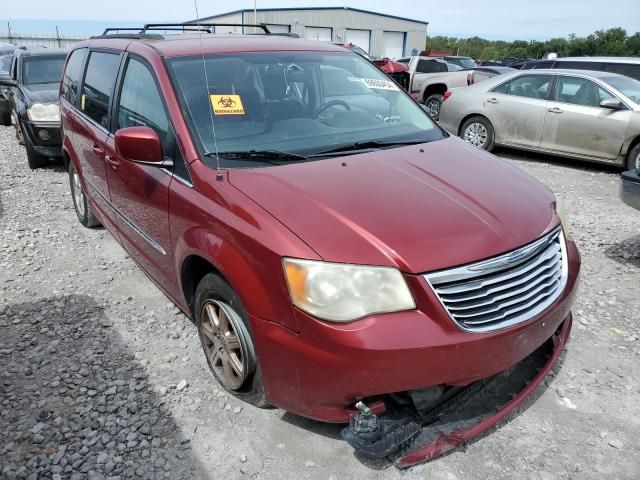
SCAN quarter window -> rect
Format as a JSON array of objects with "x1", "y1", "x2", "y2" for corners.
[
  {"x1": 554, "y1": 77, "x2": 614, "y2": 107},
  {"x1": 81, "y1": 51, "x2": 121, "y2": 127},
  {"x1": 62, "y1": 48, "x2": 87, "y2": 105}
]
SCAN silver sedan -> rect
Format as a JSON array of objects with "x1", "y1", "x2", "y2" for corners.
[{"x1": 438, "y1": 69, "x2": 640, "y2": 170}]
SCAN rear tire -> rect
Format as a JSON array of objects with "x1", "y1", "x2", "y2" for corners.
[
  {"x1": 195, "y1": 273, "x2": 269, "y2": 408},
  {"x1": 69, "y1": 161, "x2": 100, "y2": 227},
  {"x1": 626, "y1": 143, "x2": 640, "y2": 171},
  {"x1": 23, "y1": 126, "x2": 49, "y2": 169},
  {"x1": 460, "y1": 116, "x2": 495, "y2": 152},
  {"x1": 424, "y1": 94, "x2": 443, "y2": 120},
  {"x1": 0, "y1": 109, "x2": 10, "y2": 126}
]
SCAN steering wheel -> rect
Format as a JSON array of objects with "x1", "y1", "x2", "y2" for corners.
[{"x1": 312, "y1": 100, "x2": 351, "y2": 119}]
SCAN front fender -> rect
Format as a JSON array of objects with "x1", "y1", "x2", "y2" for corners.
[{"x1": 175, "y1": 226, "x2": 301, "y2": 332}]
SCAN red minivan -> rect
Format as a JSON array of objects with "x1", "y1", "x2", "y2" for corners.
[{"x1": 60, "y1": 25, "x2": 580, "y2": 464}]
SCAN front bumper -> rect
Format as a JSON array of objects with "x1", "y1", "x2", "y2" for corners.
[
  {"x1": 620, "y1": 169, "x2": 640, "y2": 211},
  {"x1": 22, "y1": 119, "x2": 62, "y2": 156},
  {"x1": 251, "y1": 237, "x2": 580, "y2": 422}
]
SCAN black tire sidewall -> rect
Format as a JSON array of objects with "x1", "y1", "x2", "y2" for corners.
[
  {"x1": 24, "y1": 125, "x2": 48, "y2": 169},
  {"x1": 461, "y1": 116, "x2": 495, "y2": 151},
  {"x1": 68, "y1": 162, "x2": 90, "y2": 226},
  {"x1": 195, "y1": 273, "x2": 259, "y2": 395},
  {"x1": 626, "y1": 144, "x2": 640, "y2": 171}
]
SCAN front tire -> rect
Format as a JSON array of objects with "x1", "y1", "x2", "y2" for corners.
[
  {"x1": 424, "y1": 94, "x2": 443, "y2": 120},
  {"x1": 626, "y1": 143, "x2": 640, "y2": 171},
  {"x1": 195, "y1": 273, "x2": 268, "y2": 408},
  {"x1": 69, "y1": 161, "x2": 100, "y2": 227},
  {"x1": 0, "y1": 108, "x2": 10, "y2": 126},
  {"x1": 23, "y1": 125, "x2": 49, "y2": 169},
  {"x1": 460, "y1": 116, "x2": 495, "y2": 152}
]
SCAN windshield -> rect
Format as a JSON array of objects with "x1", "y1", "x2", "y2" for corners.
[
  {"x1": 168, "y1": 51, "x2": 443, "y2": 167},
  {"x1": 22, "y1": 55, "x2": 66, "y2": 85},
  {"x1": 0, "y1": 55, "x2": 11, "y2": 74},
  {"x1": 603, "y1": 76, "x2": 640, "y2": 104}
]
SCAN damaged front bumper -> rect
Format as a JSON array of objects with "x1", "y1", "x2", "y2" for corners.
[{"x1": 342, "y1": 314, "x2": 572, "y2": 468}]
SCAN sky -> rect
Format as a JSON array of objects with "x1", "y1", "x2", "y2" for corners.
[{"x1": 2, "y1": 0, "x2": 639, "y2": 41}]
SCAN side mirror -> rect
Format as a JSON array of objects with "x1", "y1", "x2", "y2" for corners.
[
  {"x1": 0, "y1": 75, "x2": 17, "y2": 87},
  {"x1": 600, "y1": 98, "x2": 622, "y2": 110},
  {"x1": 115, "y1": 126, "x2": 168, "y2": 166}
]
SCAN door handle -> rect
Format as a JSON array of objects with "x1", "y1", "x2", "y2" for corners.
[
  {"x1": 91, "y1": 144, "x2": 104, "y2": 154},
  {"x1": 487, "y1": 98, "x2": 499, "y2": 104},
  {"x1": 547, "y1": 107, "x2": 563, "y2": 114},
  {"x1": 105, "y1": 155, "x2": 120, "y2": 171}
]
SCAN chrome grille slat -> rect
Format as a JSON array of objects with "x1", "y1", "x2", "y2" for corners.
[
  {"x1": 437, "y1": 252, "x2": 561, "y2": 304},
  {"x1": 425, "y1": 228, "x2": 567, "y2": 333},
  {"x1": 435, "y1": 242, "x2": 561, "y2": 295},
  {"x1": 446, "y1": 268, "x2": 561, "y2": 313},
  {"x1": 452, "y1": 276, "x2": 561, "y2": 319},
  {"x1": 463, "y1": 285, "x2": 559, "y2": 325}
]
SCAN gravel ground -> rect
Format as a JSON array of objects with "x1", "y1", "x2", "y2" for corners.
[{"x1": 0, "y1": 124, "x2": 638, "y2": 480}]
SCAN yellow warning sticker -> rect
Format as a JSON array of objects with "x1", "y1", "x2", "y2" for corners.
[{"x1": 210, "y1": 94, "x2": 245, "y2": 115}]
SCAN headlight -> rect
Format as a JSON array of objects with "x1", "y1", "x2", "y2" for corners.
[
  {"x1": 283, "y1": 258, "x2": 416, "y2": 322},
  {"x1": 554, "y1": 198, "x2": 569, "y2": 232},
  {"x1": 27, "y1": 103, "x2": 60, "y2": 122}
]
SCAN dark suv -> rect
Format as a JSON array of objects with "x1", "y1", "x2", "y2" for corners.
[
  {"x1": 59, "y1": 24, "x2": 579, "y2": 465},
  {"x1": 521, "y1": 56, "x2": 640, "y2": 81},
  {"x1": 0, "y1": 48, "x2": 67, "y2": 168}
]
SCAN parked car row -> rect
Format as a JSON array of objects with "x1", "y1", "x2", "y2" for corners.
[
  {"x1": 0, "y1": 24, "x2": 582, "y2": 465},
  {"x1": 0, "y1": 47, "x2": 68, "y2": 168},
  {"x1": 396, "y1": 56, "x2": 513, "y2": 119},
  {"x1": 439, "y1": 69, "x2": 640, "y2": 170}
]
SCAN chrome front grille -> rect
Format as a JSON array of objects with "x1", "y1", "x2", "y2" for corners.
[{"x1": 425, "y1": 228, "x2": 567, "y2": 333}]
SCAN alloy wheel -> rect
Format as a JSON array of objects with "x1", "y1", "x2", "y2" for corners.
[
  {"x1": 72, "y1": 169, "x2": 86, "y2": 217},
  {"x1": 200, "y1": 300, "x2": 248, "y2": 390},
  {"x1": 464, "y1": 122, "x2": 488, "y2": 148},
  {"x1": 635, "y1": 151, "x2": 640, "y2": 170},
  {"x1": 426, "y1": 98, "x2": 441, "y2": 118}
]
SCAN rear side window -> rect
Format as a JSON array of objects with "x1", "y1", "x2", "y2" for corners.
[
  {"x1": 416, "y1": 59, "x2": 447, "y2": 74},
  {"x1": 62, "y1": 48, "x2": 87, "y2": 105},
  {"x1": 81, "y1": 51, "x2": 121, "y2": 128},
  {"x1": 497, "y1": 74, "x2": 552, "y2": 99}
]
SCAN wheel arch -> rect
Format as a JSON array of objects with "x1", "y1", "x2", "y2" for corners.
[
  {"x1": 423, "y1": 83, "x2": 448, "y2": 101},
  {"x1": 180, "y1": 254, "x2": 226, "y2": 318},
  {"x1": 174, "y1": 228, "x2": 300, "y2": 332}
]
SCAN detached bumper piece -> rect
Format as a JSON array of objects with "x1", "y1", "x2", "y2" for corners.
[{"x1": 342, "y1": 316, "x2": 571, "y2": 468}]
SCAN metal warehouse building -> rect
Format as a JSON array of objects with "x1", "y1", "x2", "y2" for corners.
[{"x1": 187, "y1": 7, "x2": 428, "y2": 59}]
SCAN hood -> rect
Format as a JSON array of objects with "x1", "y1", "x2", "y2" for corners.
[
  {"x1": 22, "y1": 83, "x2": 59, "y2": 104},
  {"x1": 229, "y1": 137, "x2": 558, "y2": 273}
]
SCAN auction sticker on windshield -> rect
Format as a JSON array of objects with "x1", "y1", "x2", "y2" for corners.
[
  {"x1": 361, "y1": 78, "x2": 399, "y2": 91},
  {"x1": 210, "y1": 95, "x2": 245, "y2": 115}
]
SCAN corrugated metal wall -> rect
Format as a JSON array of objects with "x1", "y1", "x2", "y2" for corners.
[{"x1": 192, "y1": 9, "x2": 427, "y2": 58}]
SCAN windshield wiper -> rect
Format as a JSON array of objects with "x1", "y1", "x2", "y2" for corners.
[
  {"x1": 308, "y1": 140, "x2": 425, "y2": 158},
  {"x1": 205, "y1": 150, "x2": 307, "y2": 164}
]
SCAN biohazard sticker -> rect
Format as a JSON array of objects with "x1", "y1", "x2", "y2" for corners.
[{"x1": 210, "y1": 94, "x2": 245, "y2": 115}]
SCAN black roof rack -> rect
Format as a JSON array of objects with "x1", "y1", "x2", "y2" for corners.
[{"x1": 95, "y1": 23, "x2": 271, "y2": 38}]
